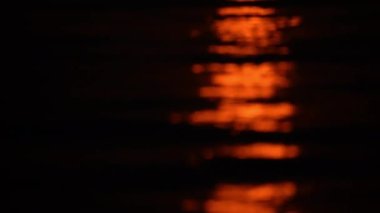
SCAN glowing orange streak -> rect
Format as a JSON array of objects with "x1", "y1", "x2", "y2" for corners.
[
  {"x1": 190, "y1": 102, "x2": 295, "y2": 132},
  {"x1": 215, "y1": 143, "x2": 300, "y2": 159},
  {"x1": 205, "y1": 182, "x2": 297, "y2": 213},
  {"x1": 218, "y1": 7, "x2": 276, "y2": 16},
  {"x1": 192, "y1": 62, "x2": 294, "y2": 74}
]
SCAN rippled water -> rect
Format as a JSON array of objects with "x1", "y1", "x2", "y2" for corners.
[{"x1": 8, "y1": 1, "x2": 380, "y2": 212}]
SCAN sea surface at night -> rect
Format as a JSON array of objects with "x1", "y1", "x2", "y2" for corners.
[{"x1": 7, "y1": 1, "x2": 380, "y2": 212}]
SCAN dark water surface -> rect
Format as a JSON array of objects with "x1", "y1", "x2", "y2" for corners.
[{"x1": 7, "y1": 1, "x2": 380, "y2": 212}]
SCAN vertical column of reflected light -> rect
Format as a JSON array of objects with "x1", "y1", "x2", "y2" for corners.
[
  {"x1": 187, "y1": 5, "x2": 301, "y2": 133},
  {"x1": 181, "y1": 4, "x2": 302, "y2": 213}
]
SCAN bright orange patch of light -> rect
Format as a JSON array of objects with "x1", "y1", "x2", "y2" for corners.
[
  {"x1": 214, "y1": 17, "x2": 282, "y2": 44},
  {"x1": 205, "y1": 182, "x2": 296, "y2": 213},
  {"x1": 195, "y1": 62, "x2": 292, "y2": 99},
  {"x1": 190, "y1": 102, "x2": 295, "y2": 132},
  {"x1": 210, "y1": 7, "x2": 301, "y2": 56},
  {"x1": 188, "y1": 62, "x2": 295, "y2": 132},
  {"x1": 210, "y1": 143, "x2": 300, "y2": 160},
  {"x1": 218, "y1": 6, "x2": 275, "y2": 16},
  {"x1": 174, "y1": 6, "x2": 302, "y2": 133}
]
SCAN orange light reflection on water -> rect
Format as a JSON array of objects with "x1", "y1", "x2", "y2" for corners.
[
  {"x1": 205, "y1": 182, "x2": 296, "y2": 213},
  {"x1": 194, "y1": 62, "x2": 292, "y2": 99},
  {"x1": 190, "y1": 62, "x2": 295, "y2": 132},
  {"x1": 175, "y1": 6, "x2": 301, "y2": 133},
  {"x1": 218, "y1": 6, "x2": 275, "y2": 16},
  {"x1": 210, "y1": 7, "x2": 301, "y2": 56},
  {"x1": 204, "y1": 143, "x2": 300, "y2": 160},
  {"x1": 190, "y1": 101, "x2": 294, "y2": 132}
]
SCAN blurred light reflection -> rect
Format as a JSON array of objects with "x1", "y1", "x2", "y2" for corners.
[
  {"x1": 190, "y1": 102, "x2": 294, "y2": 132},
  {"x1": 189, "y1": 61, "x2": 295, "y2": 132},
  {"x1": 218, "y1": 7, "x2": 276, "y2": 16},
  {"x1": 172, "y1": 6, "x2": 301, "y2": 133},
  {"x1": 193, "y1": 62, "x2": 293, "y2": 99},
  {"x1": 206, "y1": 182, "x2": 296, "y2": 213},
  {"x1": 203, "y1": 142, "x2": 300, "y2": 160},
  {"x1": 210, "y1": 6, "x2": 301, "y2": 56},
  {"x1": 183, "y1": 182, "x2": 297, "y2": 213}
]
